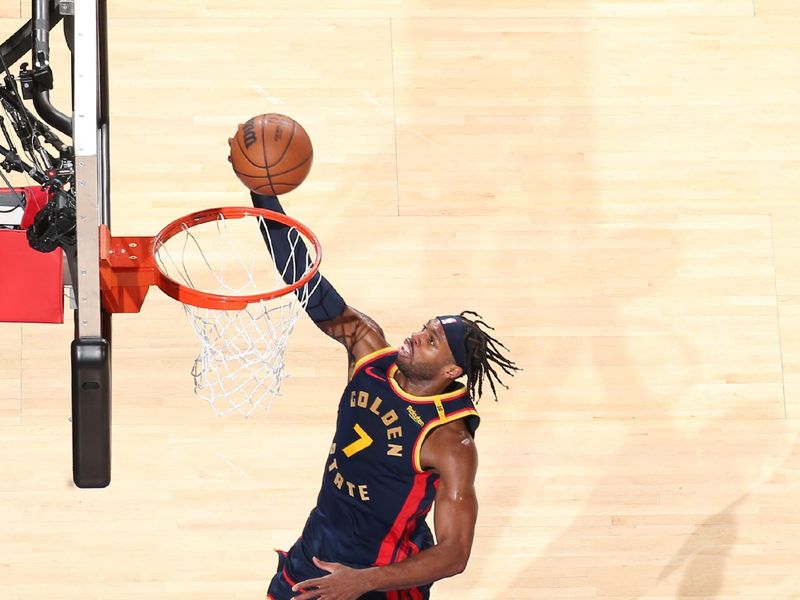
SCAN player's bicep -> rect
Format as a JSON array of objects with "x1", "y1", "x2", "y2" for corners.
[{"x1": 317, "y1": 305, "x2": 390, "y2": 368}]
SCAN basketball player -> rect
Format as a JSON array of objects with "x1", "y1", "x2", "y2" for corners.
[{"x1": 252, "y1": 192, "x2": 519, "y2": 600}]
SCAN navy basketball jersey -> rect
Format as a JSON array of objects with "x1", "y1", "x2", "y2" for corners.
[{"x1": 300, "y1": 347, "x2": 480, "y2": 570}]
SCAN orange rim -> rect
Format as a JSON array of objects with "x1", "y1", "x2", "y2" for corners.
[{"x1": 151, "y1": 207, "x2": 322, "y2": 310}]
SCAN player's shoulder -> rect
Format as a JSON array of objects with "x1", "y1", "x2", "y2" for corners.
[
  {"x1": 428, "y1": 417, "x2": 475, "y2": 446},
  {"x1": 422, "y1": 419, "x2": 479, "y2": 476}
]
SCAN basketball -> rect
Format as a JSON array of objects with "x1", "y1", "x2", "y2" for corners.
[{"x1": 228, "y1": 113, "x2": 313, "y2": 195}]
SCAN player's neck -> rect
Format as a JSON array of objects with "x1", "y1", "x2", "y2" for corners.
[{"x1": 392, "y1": 370, "x2": 449, "y2": 398}]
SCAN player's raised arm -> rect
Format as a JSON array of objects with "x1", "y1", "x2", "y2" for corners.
[{"x1": 250, "y1": 192, "x2": 389, "y2": 371}]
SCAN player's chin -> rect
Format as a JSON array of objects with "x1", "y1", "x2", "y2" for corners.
[{"x1": 395, "y1": 354, "x2": 411, "y2": 374}]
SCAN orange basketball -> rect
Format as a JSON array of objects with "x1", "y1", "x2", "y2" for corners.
[{"x1": 228, "y1": 113, "x2": 313, "y2": 195}]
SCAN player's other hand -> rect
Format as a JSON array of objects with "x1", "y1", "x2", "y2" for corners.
[{"x1": 291, "y1": 556, "x2": 372, "y2": 600}]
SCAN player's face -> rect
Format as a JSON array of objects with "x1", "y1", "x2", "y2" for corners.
[{"x1": 396, "y1": 318, "x2": 458, "y2": 381}]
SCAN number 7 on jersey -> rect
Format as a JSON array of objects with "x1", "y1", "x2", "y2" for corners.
[{"x1": 342, "y1": 423, "x2": 373, "y2": 458}]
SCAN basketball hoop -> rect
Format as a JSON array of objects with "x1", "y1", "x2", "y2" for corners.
[{"x1": 99, "y1": 207, "x2": 322, "y2": 416}]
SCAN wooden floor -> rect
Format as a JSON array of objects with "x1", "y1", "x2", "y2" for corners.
[{"x1": 4, "y1": 1, "x2": 800, "y2": 598}]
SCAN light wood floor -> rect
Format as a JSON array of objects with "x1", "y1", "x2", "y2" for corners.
[{"x1": 4, "y1": 1, "x2": 800, "y2": 598}]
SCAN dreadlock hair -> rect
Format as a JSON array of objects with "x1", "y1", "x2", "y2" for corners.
[{"x1": 460, "y1": 310, "x2": 520, "y2": 402}]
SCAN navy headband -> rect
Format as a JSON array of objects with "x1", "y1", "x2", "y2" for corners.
[{"x1": 437, "y1": 315, "x2": 468, "y2": 374}]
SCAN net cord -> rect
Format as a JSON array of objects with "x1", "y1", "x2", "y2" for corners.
[{"x1": 153, "y1": 214, "x2": 321, "y2": 416}]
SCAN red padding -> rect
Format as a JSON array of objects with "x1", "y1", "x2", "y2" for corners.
[
  {"x1": 0, "y1": 187, "x2": 63, "y2": 323},
  {"x1": 19, "y1": 186, "x2": 51, "y2": 229}
]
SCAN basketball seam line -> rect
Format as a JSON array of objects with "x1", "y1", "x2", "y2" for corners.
[
  {"x1": 230, "y1": 167, "x2": 271, "y2": 181},
  {"x1": 262, "y1": 115, "x2": 275, "y2": 193},
  {"x1": 270, "y1": 121, "x2": 296, "y2": 169},
  {"x1": 266, "y1": 154, "x2": 313, "y2": 178},
  {"x1": 252, "y1": 182, "x2": 295, "y2": 189},
  {"x1": 234, "y1": 134, "x2": 262, "y2": 169},
  {"x1": 234, "y1": 157, "x2": 312, "y2": 180}
]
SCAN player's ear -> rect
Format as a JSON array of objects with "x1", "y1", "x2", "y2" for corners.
[{"x1": 443, "y1": 363, "x2": 463, "y2": 380}]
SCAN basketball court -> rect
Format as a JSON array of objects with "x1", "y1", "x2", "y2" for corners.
[{"x1": 3, "y1": 1, "x2": 800, "y2": 598}]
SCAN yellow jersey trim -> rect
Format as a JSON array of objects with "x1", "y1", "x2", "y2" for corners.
[
  {"x1": 352, "y1": 346, "x2": 395, "y2": 375},
  {"x1": 412, "y1": 408, "x2": 480, "y2": 473},
  {"x1": 433, "y1": 398, "x2": 445, "y2": 419},
  {"x1": 386, "y1": 364, "x2": 467, "y2": 404}
]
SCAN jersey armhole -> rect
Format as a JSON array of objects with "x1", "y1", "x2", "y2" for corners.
[{"x1": 411, "y1": 408, "x2": 480, "y2": 473}]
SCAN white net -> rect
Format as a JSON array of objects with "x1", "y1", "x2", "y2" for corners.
[{"x1": 153, "y1": 212, "x2": 319, "y2": 416}]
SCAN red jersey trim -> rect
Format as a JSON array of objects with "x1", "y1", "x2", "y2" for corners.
[
  {"x1": 392, "y1": 520, "x2": 426, "y2": 600},
  {"x1": 374, "y1": 471, "x2": 432, "y2": 566},
  {"x1": 273, "y1": 549, "x2": 309, "y2": 595}
]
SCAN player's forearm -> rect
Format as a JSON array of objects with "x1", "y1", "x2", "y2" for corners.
[
  {"x1": 362, "y1": 542, "x2": 469, "y2": 593},
  {"x1": 251, "y1": 192, "x2": 346, "y2": 323}
]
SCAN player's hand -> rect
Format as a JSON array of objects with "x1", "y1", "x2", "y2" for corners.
[{"x1": 291, "y1": 556, "x2": 372, "y2": 600}]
